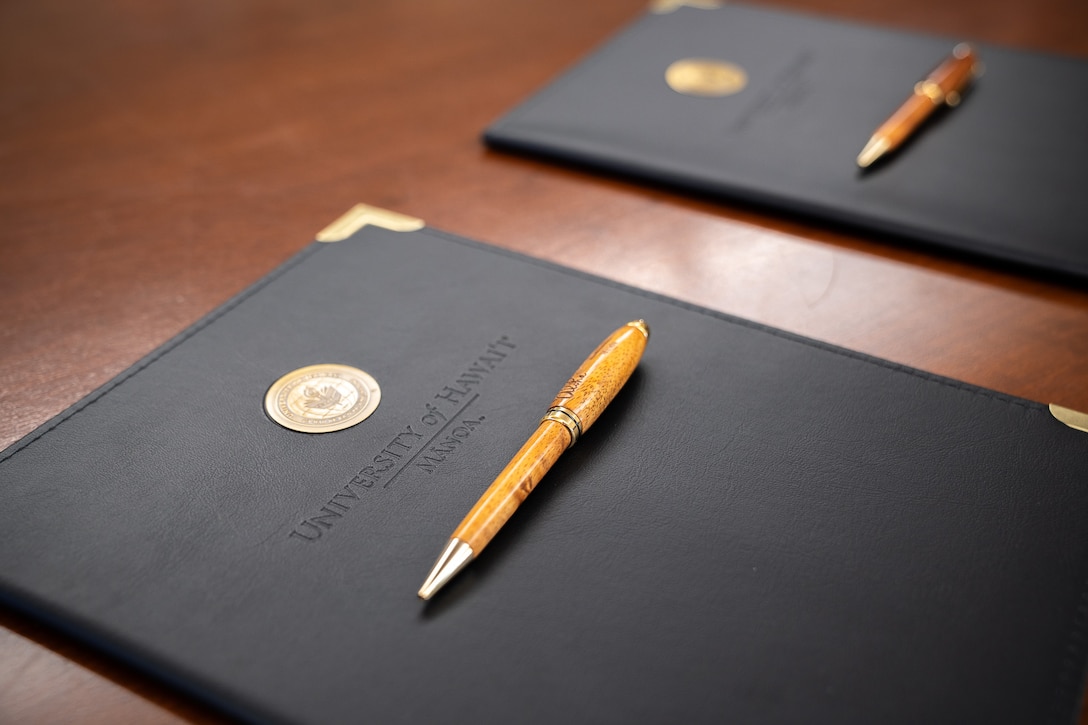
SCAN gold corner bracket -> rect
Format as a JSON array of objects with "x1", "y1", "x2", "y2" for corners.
[
  {"x1": 1050, "y1": 403, "x2": 1088, "y2": 434},
  {"x1": 649, "y1": 0, "x2": 723, "y2": 13},
  {"x1": 315, "y1": 204, "x2": 425, "y2": 242}
]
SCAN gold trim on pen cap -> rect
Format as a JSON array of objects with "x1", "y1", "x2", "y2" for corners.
[
  {"x1": 914, "y1": 80, "x2": 946, "y2": 104},
  {"x1": 628, "y1": 319, "x2": 650, "y2": 340},
  {"x1": 542, "y1": 406, "x2": 583, "y2": 448}
]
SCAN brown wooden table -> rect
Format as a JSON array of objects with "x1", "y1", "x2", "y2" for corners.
[{"x1": 1, "y1": 0, "x2": 1086, "y2": 722}]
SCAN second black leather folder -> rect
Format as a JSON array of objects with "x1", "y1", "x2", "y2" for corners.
[
  {"x1": 485, "y1": 3, "x2": 1088, "y2": 280},
  {"x1": 1, "y1": 208, "x2": 1087, "y2": 723}
]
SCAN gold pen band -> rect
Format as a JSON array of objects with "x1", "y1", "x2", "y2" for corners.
[
  {"x1": 914, "y1": 80, "x2": 946, "y2": 104},
  {"x1": 542, "y1": 406, "x2": 583, "y2": 448}
]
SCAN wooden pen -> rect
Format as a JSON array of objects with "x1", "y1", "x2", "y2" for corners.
[
  {"x1": 418, "y1": 319, "x2": 650, "y2": 600},
  {"x1": 857, "y1": 43, "x2": 980, "y2": 168}
]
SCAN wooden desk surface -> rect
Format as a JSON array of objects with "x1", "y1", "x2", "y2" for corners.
[{"x1": 1, "y1": 0, "x2": 1085, "y2": 722}]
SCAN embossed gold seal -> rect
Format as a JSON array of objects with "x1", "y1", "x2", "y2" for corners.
[
  {"x1": 665, "y1": 59, "x2": 748, "y2": 97},
  {"x1": 264, "y1": 364, "x2": 381, "y2": 433}
]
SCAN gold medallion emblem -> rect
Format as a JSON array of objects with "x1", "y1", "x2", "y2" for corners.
[
  {"x1": 665, "y1": 59, "x2": 748, "y2": 97},
  {"x1": 264, "y1": 364, "x2": 381, "y2": 433}
]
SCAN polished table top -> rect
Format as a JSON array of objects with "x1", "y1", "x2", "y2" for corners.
[{"x1": 1, "y1": 0, "x2": 1086, "y2": 722}]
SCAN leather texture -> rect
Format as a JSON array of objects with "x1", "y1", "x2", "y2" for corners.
[
  {"x1": 1, "y1": 225, "x2": 1087, "y2": 724},
  {"x1": 485, "y1": 3, "x2": 1088, "y2": 280}
]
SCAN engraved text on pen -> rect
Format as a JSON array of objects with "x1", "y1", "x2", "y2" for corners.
[{"x1": 555, "y1": 372, "x2": 585, "y2": 400}]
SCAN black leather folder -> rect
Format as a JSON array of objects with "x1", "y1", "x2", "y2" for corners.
[
  {"x1": 2, "y1": 206, "x2": 1088, "y2": 724},
  {"x1": 484, "y1": 3, "x2": 1088, "y2": 280}
]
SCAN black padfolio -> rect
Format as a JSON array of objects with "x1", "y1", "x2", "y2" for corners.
[
  {"x1": 485, "y1": 3, "x2": 1088, "y2": 280},
  {"x1": 2, "y1": 209, "x2": 1087, "y2": 724}
]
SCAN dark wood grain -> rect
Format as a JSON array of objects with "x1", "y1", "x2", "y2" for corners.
[{"x1": 1, "y1": 0, "x2": 1086, "y2": 722}]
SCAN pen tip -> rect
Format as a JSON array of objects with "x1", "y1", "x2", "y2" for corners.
[
  {"x1": 418, "y1": 538, "x2": 474, "y2": 600},
  {"x1": 857, "y1": 137, "x2": 890, "y2": 168}
]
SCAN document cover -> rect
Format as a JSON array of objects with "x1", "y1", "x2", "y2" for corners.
[
  {"x1": 485, "y1": 3, "x2": 1088, "y2": 280},
  {"x1": 1, "y1": 210, "x2": 1087, "y2": 723}
]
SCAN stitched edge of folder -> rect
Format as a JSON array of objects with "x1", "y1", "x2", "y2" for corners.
[
  {"x1": 425, "y1": 227, "x2": 1041, "y2": 413},
  {"x1": 1054, "y1": 587, "x2": 1088, "y2": 725},
  {"x1": 0, "y1": 580, "x2": 283, "y2": 725},
  {"x1": 0, "y1": 244, "x2": 325, "y2": 465}
]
